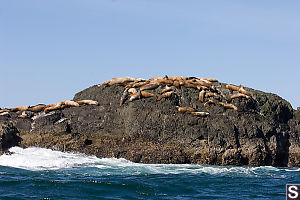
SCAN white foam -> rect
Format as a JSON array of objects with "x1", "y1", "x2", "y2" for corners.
[
  {"x1": 0, "y1": 147, "x2": 299, "y2": 175},
  {"x1": 0, "y1": 147, "x2": 101, "y2": 171}
]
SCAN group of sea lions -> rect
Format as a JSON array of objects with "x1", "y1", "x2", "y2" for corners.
[
  {"x1": 0, "y1": 100, "x2": 99, "y2": 118},
  {"x1": 102, "y1": 76, "x2": 252, "y2": 116}
]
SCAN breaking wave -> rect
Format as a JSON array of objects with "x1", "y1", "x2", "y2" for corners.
[{"x1": 0, "y1": 147, "x2": 298, "y2": 176}]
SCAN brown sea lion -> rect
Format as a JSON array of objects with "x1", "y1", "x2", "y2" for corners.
[
  {"x1": 197, "y1": 85, "x2": 209, "y2": 91},
  {"x1": 168, "y1": 76, "x2": 186, "y2": 81},
  {"x1": 199, "y1": 90, "x2": 206, "y2": 103},
  {"x1": 219, "y1": 102, "x2": 238, "y2": 111},
  {"x1": 77, "y1": 100, "x2": 99, "y2": 105},
  {"x1": 140, "y1": 83, "x2": 159, "y2": 91},
  {"x1": 18, "y1": 111, "x2": 27, "y2": 118},
  {"x1": 104, "y1": 77, "x2": 136, "y2": 86},
  {"x1": 173, "y1": 80, "x2": 180, "y2": 88},
  {"x1": 175, "y1": 106, "x2": 195, "y2": 113},
  {"x1": 191, "y1": 111, "x2": 209, "y2": 116},
  {"x1": 28, "y1": 104, "x2": 46, "y2": 112},
  {"x1": 228, "y1": 93, "x2": 250, "y2": 102},
  {"x1": 0, "y1": 112, "x2": 9, "y2": 116},
  {"x1": 238, "y1": 86, "x2": 252, "y2": 97},
  {"x1": 161, "y1": 86, "x2": 172, "y2": 94},
  {"x1": 226, "y1": 84, "x2": 240, "y2": 92},
  {"x1": 129, "y1": 91, "x2": 141, "y2": 102},
  {"x1": 205, "y1": 92, "x2": 220, "y2": 99},
  {"x1": 62, "y1": 100, "x2": 79, "y2": 108},
  {"x1": 125, "y1": 81, "x2": 148, "y2": 88},
  {"x1": 157, "y1": 91, "x2": 175, "y2": 101},
  {"x1": 44, "y1": 102, "x2": 63, "y2": 113},
  {"x1": 10, "y1": 105, "x2": 29, "y2": 112},
  {"x1": 141, "y1": 91, "x2": 156, "y2": 98},
  {"x1": 128, "y1": 88, "x2": 138, "y2": 94}
]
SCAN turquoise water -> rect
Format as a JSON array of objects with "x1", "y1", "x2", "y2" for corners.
[{"x1": 0, "y1": 147, "x2": 299, "y2": 200}]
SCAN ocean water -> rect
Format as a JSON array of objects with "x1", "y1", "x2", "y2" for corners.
[{"x1": 0, "y1": 147, "x2": 299, "y2": 200}]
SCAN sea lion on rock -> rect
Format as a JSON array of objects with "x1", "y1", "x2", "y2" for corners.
[
  {"x1": 141, "y1": 91, "x2": 156, "y2": 98},
  {"x1": 175, "y1": 106, "x2": 195, "y2": 113},
  {"x1": 238, "y1": 86, "x2": 252, "y2": 97},
  {"x1": 198, "y1": 91, "x2": 206, "y2": 103},
  {"x1": 219, "y1": 102, "x2": 238, "y2": 111},
  {"x1": 104, "y1": 77, "x2": 135, "y2": 86},
  {"x1": 0, "y1": 112, "x2": 9, "y2": 116},
  {"x1": 128, "y1": 88, "x2": 138, "y2": 94},
  {"x1": 18, "y1": 111, "x2": 27, "y2": 118},
  {"x1": 10, "y1": 105, "x2": 29, "y2": 112},
  {"x1": 173, "y1": 80, "x2": 180, "y2": 88},
  {"x1": 129, "y1": 91, "x2": 141, "y2": 102},
  {"x1": 140, "y1": 83, "x2": 159, "y2": 91},
  {"x1": 125, "y1": 81, "x2": 148, "y2": 88},
  {"x1": 226, "y1": 84, "x2": 240, "y2": 92},
  {"x1": 228, "y1": 93, "x2": 251, "y2": 102},
  {"x1": 44, "y1": 102, "x2": 63, "y2": 113},
  {"x1": 161, "y1": 86, "x2": 172, "y2": 94},
  {"x1": 77, "y1": 100, "x2": 99, "y2": 106},
  {"x1": 157, "y1": 91, "x2": 175, "y2": 101},
  {"x1": 205, "y1": 92, "x2": 220, "y2": 99},
  {"x1": 28, "y1": 104, "x2": 46, "y2": 112},
  {"x1": 191, "y1": 111, "x2": 209, "y2": 117},
  {"x1": 62, "y1": 100, "x2": 79, "y2": 108},
  {"x1": 197, "y1": 85, "x2": 209, "y2": 91}
]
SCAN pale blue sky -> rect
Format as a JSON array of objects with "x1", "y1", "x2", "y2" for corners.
[{"x1": 0, "y1": 0, "x2": 299, "y2": 108}]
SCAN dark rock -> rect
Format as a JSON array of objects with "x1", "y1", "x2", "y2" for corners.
[
  {"x1": 0, "y1": 80, "x2": 299, "y2": 167},
  {"x1": 0, "y1": 122, "x2": 21, "y2": 153}
]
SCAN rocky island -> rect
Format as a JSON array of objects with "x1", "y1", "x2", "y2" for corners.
[{"x1": 0, "y1": 76, "x2": 299, "y2": 167}]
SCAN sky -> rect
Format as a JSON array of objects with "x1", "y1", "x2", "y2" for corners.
[{"x1": 0, "y1": 0, "x2": 299, "y2": 109}]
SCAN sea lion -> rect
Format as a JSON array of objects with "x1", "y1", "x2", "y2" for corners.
[
  {"x1": 226, "y1": 84, "x2": 240, "y2": 92},
  {"x1": 191, "y1": 111, "x2": 209, "y2": 117},
  {"x1": 129, "y1": 91, "x2": 141, "y2": 102},
  {"x1": 198, "y1": 90, "x2": 206, "y2": 103},
  {"x1": 157, "y1": 91, "x2": 175, "y2": 101},
  {"x1": 238, "y1": 86, "x2": 252, "y2": 97},
  {"x1": 183, "y1": 81, "x2": 198, "y2": 89},
  {"x1": 128, "y1": 88, "x2": 137, "y2": 94},
  {"x1": 141, "y1": 91, "x2": 156, "y2": 98},
  {"x1": 219, "y1": 102, "x2": 238, "y2": 111},
  {"x1": 0, "y1": 112, "x2": 9, "y2": 116},
  {"x1": 125, "y1": 81, "x2": 148, "y2": 88},
  {"x1": 104, "y1": 77, "x2": 136, "y2": 86},
  {"x1": 173, "y1": 80, "x2": 180, "y2": 88},
  {"x1": 204, "y1": 99, "x2": 216, "y2": 108},
  {"x1": 161, "y1": 85, "x2": 172, "y2": 94},
  {"x1": 62, "y1": 100, "x2": 79, "y2": 107},
  {"x1": 18, "y1": 111, "x2": 27, "y2": 118},
  {"x1": 197, "y1": 85, "x2": 209, "y2": 91},
  {"x1": 44, "y1": 102, "x2": 63, "y2": 113},
  {"x1": 168, "y1": 76, "x2": 186, "y2": 81},
  {"x1": 140, "y1": 83, "x2": 159, "y2": 91},
  {"x1": 205, "y1": 92, "x2": 220, "y2": 99},
  {"x1": 228, "y1": 93, "x2": 251, "y2": 102},
  {"x1": 10, "y1": 105, "x2": 29, "y2": 112},
  {"x1": 202, "y1": 78, "x2": 218, "y2": 82},
  {"x1": 175, "y1": 106, "x2": 195, "y2": 113},
  {"x1": 77, "y1": 100, "x2": 99, "y2": 105},
  {"x1": 28, "y1": 104, "x2": 46, "y2": 112}
]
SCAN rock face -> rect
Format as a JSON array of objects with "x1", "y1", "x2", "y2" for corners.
[{"x1": 0, "y1": 77, "x2": 299, "y2": 167}]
